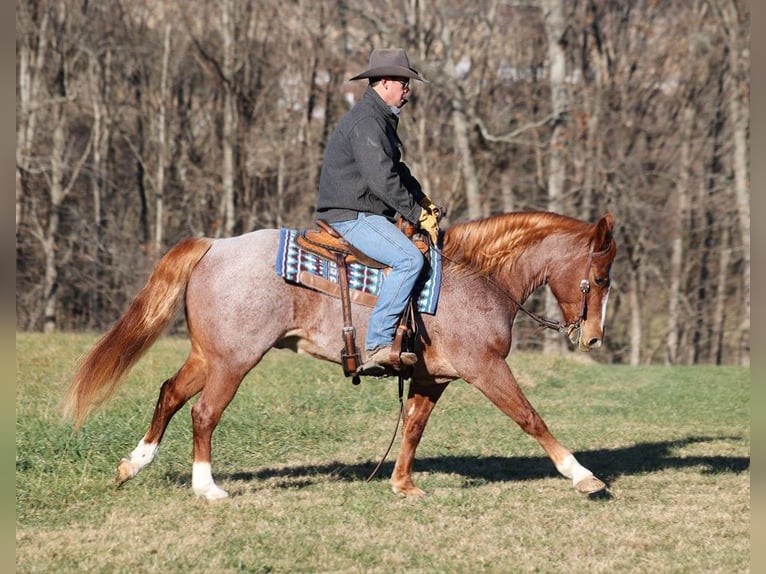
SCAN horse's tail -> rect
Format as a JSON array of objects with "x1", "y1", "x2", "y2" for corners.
[{"x1": 63, "y1": 237, "x2": 215, "y2": 429}]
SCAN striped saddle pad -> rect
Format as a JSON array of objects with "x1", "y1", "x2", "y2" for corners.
[{"x1": 275, "y1": 228, "x2": 441, "y2": 314}]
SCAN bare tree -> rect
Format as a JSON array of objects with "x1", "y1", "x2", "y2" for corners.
[
  {"x1": 715, "y1": 0, "x2": 750, "y2": 366},
  {"x1": 666, "y1": 106, "x2": 694, "y2": 364},
  {"x1": 539, "y1": 0, "x2": 567, "y2": 211},
  {"x1": 219, "y1": 0, "x2": 237, "y2": 237},
  {"x1": 27, "y1": 3, "x2": 92, "y2": 332},
  {"x1": 16, "y1": 0, "x2": 50, "y2": 240},
  {"x1": 14, "y1": 0, "x2": 750, "y2": 364},
  {"x1": 539, "y1": 0, "x2": 569, "y2": 355}
]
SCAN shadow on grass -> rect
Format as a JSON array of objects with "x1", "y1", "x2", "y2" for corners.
[{"x1": 195, "y1": 434, "x2": 748, "y2": 490}]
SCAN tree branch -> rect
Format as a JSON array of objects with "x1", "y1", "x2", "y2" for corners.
[{"x1": 474, "y1": 113, "x2": 562, "y2": 147}]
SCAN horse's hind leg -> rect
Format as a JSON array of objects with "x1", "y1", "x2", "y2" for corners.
[
  {"x1": 390, "y1": 379, "x2": 448, "y2": 497},
  {"x1": 188, "y1": 363, "x2": 249, "y2": 500},
  {"x1": 116, "y1": 353, "x2": 207, "y2": 486}
]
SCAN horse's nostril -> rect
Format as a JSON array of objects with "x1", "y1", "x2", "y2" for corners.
[{"x1": 588, "y1": 338, "x2": 601, "y2": 348}]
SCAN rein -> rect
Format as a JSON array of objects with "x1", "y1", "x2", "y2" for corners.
[
  {"x1": 365, "y1": 300, "x2": 415, "y2": 483},
  {"x1": 365, "y1": 374, "x2": 405, "y2": 483}
]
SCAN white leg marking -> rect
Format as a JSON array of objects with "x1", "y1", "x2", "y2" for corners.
[
  {"x1": 556, "y1": 454, "x2": 594, "y2": 486},
  {"x1": 118, "y1": 440, "x2": 159, "y2": 481},
  {"x1": 192, "y1": 462, "x2": 229, "y2": 500},
  {"x1": 129, "y1": 439, "x2": 159, "y2": 467}
]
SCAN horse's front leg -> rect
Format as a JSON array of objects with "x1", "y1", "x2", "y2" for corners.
[
  {"x1": 469, "y1": 360, "x2": 607, "y2": 495},
  {"x1": 390, "y1": 379, "x2": 448, "y2": 497}
]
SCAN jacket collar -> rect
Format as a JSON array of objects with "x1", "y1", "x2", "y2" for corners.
[{"x1": 362, "y1": 86, "x2": 399, "y2": 126}]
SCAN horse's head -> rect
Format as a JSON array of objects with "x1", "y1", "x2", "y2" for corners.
[{"x1": 550, "y1": 213, "x2": 617, "y2": 352}]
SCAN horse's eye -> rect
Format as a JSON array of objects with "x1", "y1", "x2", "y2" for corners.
[{"x1": 594, "y1": 276, "x2": 609, "y2": 288}]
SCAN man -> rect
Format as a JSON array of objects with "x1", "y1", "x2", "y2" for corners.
[{"x1": 316, "y1": 48, "x2": 439, "y2": 371}]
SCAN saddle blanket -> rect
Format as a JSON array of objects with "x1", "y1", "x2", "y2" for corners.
[{"x1": 275, "y1": 228, "x2": 441, "y2": 314}]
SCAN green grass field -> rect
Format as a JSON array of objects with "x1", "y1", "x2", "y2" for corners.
[{"x1": 16, "y1": 333, "x2": 749, "y2": 573}]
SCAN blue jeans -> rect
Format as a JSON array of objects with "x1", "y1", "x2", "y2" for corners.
[{"x1": 331, "y1": 213, "x2": 424, "y2": 351}]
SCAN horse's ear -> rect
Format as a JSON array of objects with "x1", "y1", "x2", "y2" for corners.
[{"x1": 594, "y1": 213, "x2": 614, "y2": 252}]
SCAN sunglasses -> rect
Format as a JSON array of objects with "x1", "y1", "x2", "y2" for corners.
[{"x1": 390, "y1": 78, "x2": 410, "y2": 90}]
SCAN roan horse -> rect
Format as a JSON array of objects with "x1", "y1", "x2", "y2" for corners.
[{"x1": 64, "y1": 211, "x2": 616, "y2": 500}]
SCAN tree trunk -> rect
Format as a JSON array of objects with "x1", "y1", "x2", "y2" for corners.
[
  {"x1": 500, "y1": 170, "x2": 515, "y2": 213},
  {"x1": 88, "y1": 48, "x2": 112, "y2": 328},
  {"x1": 42, "y1": 102, "x2": 65, "y2": 333},
  {"x1": 666, "y1": 106, "x2": 694, "y2": 364},
  {"x1": 541, "y1": 0, "x2": 568, "y2": 355},
  {"x1": 276, "y1": 150, "x2": 285, "y2": 228},
  {"x1": 730, "y1": 89, "x2": 750, "y2": 366},
  {"x1": 541, "y1": 0, "x2": 567, "y2": 209},
  {"x1": 628, "y1": 266, "x2": 642, "y2": 366},
  {"x1": 16, "y1": 6, "x2": 49, "y2": 240},
  {"x1": 438, "y1": 17, "x2": 482, "y2": 220},
  {"x1": 221, "y1": 0, "x2": 237, "y2": 237},
  {"x1": 42, "y1": 5, "x2": 69, "y2": 334},
  {"x1": 691, "y1": 63, "x2": 726, "y2": 363},
  {"x1": 154, "y1": 24, "x2": 171, "y2": 257},
  {"x1": 451, "y1": 106, "x2": 481, "y2": 220},
  {"x1": 134, "y1": 80, "x2": 150, "y2": 246},
  {"x1": 37, "y1": 3, "x2": 93, "y2": 332},
  {"x1": 720, "y1": 0, "x2": 750, "y2": 366},
  {"x1": 709, "y1": 225, "x2": 730, "y2": 364}
]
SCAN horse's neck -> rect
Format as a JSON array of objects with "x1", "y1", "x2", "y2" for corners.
[
  {"x1": 444, "y1": 243, "x2": 550, "y2": 307},
  {"x1": 443, "y1": 215, "x2": 578, "y2": 304},
  {"x1": 496, "y1": 247, "x2": 550, "y2": 305}
]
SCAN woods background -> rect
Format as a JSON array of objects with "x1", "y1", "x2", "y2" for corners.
[{"x1": 15, "y1": 0, "x2": 750, "y2": 366}]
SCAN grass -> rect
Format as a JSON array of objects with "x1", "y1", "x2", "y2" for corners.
[{"x1": 16, "y1": 333, "x2": 749, "y2": 573}]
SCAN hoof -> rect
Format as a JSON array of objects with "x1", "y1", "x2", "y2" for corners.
[
  {"x1": 116, "y1": 458, "x2": 139, "y2": 486},
  {"x1": 194, "y1": 484, "x2": 230, "y2": 501},
  {"x1": 391, "y1": 483, "x2": 426, "y2": 498},
  {"x1": 574, "y1": 475, "x2": 608, "y2": 496}
]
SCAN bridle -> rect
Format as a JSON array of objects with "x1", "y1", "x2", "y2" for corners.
[{"x1": 522, "y1": 242, "x2": 598, "y2": 339}]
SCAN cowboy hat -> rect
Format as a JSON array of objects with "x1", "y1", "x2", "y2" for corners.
[{"x1": 349, "y1": 48, "x2": 427, "y2": 82}]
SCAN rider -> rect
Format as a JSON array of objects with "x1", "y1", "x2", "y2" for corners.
[{"x1": 315, "y1": 48, "x2": 440, "y2": 371}]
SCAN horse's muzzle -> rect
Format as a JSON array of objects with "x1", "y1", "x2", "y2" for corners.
[{"x1": 572, "y1": 325, "x2": 603, "y2": 351}]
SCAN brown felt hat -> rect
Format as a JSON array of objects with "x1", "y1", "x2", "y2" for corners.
[{"x1": 349, "y1": 48, "x2": 427, "y2": 82}]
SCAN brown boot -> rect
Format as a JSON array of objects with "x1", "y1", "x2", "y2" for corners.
[{"x1": 362, "y1": 345, "x2": 418, "y2": 370}]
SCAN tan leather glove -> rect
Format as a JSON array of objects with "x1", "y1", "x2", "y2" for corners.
[
  {"x1": 418, "y1": 207, "x2": 439, "y2": 245},
  {"x1": 418, "y1": 196, "x2": 442, "y2": 220}
]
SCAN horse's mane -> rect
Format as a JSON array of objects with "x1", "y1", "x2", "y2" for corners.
[{"x1": 440, "y1": 211, "x2": 593, "y2": 276}]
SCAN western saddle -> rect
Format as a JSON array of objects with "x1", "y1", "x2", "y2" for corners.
[{"x1": 296, "y1": 218, "x2": 430, "y2": 383}]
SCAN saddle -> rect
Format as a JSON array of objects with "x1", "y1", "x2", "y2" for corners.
[
  {"x1": 296, "y1": 218, "x2": 430, "y2": 382},
  {"x1": 297, "y1": 219, "x2": 429, "y2": 267}
]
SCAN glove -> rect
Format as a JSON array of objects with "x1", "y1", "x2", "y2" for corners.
[
  {"x1": 418, "y1": 196, "x2": 442, "y2": 221},
  {"x1": 418, "y1": 207, "x2": 440, "y2": 245}
]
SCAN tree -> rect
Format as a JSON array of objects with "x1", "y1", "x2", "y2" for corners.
[
  {"x1": 715, "y1": 0, "x2": 750, "y2": 366},
  {"x1": 540, "y1": 0, "x2": 569, "y2": 355},
  {"x1": 14, "y1": 0, "x2": 749, "y2": 364},
  {"x1": 23, "y1": 3, "x2": 92, "y2": 333}
]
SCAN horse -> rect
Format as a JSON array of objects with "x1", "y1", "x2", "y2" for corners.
[{"x1": 63, "y1": 210, "x2": 617, "y2": 501}]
